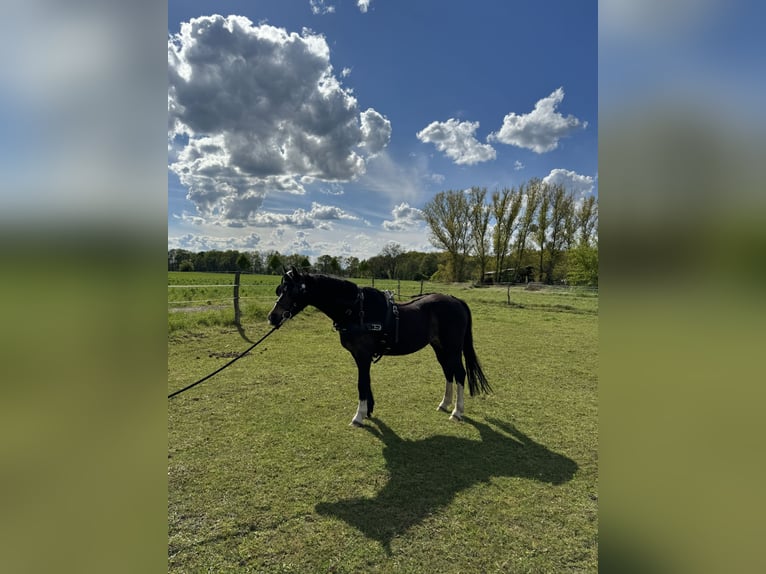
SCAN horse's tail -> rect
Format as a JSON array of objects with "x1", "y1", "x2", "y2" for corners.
[{"x1": 459, "y1": 299, "x2": 492, "y2": 396}]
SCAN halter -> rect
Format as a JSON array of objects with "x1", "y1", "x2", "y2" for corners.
[{"x1": 275, "y1": 277, "x2": 307, "y2": 328}]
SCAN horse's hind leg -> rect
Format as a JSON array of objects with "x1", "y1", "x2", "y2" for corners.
[
  {"x1": 450, "y1": 380, "x2": 465, "y2": 422},
  {"x1": 437, "y1": 380, "x2": 453, "y2": 413},
  {"x1": 434, "y1": 347, "x2": 465, "y2": 420},
  {"x1": 450, "y1": 359, "x2": 467, "y2": 421},
  {"x1": 433, "y1": 347, "x2": 453, "y2": 413}
]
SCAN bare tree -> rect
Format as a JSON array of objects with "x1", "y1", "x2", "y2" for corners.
[{"x1": 422, "y1": 190, "x2": 471, "y2": 282}]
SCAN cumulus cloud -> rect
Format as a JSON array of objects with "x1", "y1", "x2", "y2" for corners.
[
  {"x1": 358, "y1": 0, "x2": 372, "y2": 13},
  {"x1": 514, "y1": 160, "x2": 525, "y2": 171},
  {"x1": 251, "y1": 202, "x2": 359, "y2": 229},
  {"x1": 416, "y1": 119, "x2": 497, "y2": 165},
  {"x1": 170, "y1": 232, "x2": 261, "y2": 251},
  {"x1": 168, "y1": 15, "x2": 390, "y2": 224},
  {"x1": 489, "y1": 88, "x2": 586, "y2": 153},
  {"x1": 382, "y1": 202, "x2": 424, "y2": 231},
  {"x1": 359, "y1": 108, "x2": 392, "y2": 156},
  {"x1": 543, "y1": 168, "x2": 596, "y2": 196}
]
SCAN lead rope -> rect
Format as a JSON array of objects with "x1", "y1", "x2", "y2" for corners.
[{"x1": 168, "y1": 326, "x2": 278, "y2": 399}]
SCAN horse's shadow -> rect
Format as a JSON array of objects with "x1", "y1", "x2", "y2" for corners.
[{"x1": 315, "y1": 417, "x2": 578, "y2": 552}]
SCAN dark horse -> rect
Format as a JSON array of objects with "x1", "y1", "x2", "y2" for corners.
[{"x1": 267, "y1": 267, "x2": 491, "y2": 426}]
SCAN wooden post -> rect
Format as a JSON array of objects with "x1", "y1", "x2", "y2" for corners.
[
  {"x1": 397, "y1": 279, "x2": 401, "y2": 298},
  {"x1": 233, "y1": 271, "x2": 241, "y2": 326},
  {"x1": 507, "y1": 283, "x2": 511, "y2": 305},
  {"x1": 420, "y1": 279, "x2": 424, "y2": 295}
]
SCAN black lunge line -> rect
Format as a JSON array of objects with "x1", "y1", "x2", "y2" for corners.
[{"x1": 168, "y1": 326, "x2": 278, "y2": 399}]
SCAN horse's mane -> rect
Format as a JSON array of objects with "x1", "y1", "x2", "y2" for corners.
[
  {"x1": 305, "y1": 273, "x2": 390, "y2": 313},
  {"x1": 305, "y1": 273, "x2": 360, "y2": 299}
]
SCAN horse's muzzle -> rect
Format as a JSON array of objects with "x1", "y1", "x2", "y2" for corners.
[{"x1": 268, "y1": 310, "x2": 291, "y2": 328}]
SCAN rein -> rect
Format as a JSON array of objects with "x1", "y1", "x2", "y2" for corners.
[{"x1": 168, "y1": 326, "x2": 278, "y2": 399}]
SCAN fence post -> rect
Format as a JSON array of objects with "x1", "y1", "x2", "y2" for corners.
[
  {"x1": 233, "y1": 271, "x2": 241, "y2": 326},
  {"x1": 397, "y1": 279, "x2": 401, "y2": 298},
  {"x1": 420, "y1": 279, "x2": 424, "y2": 295}
]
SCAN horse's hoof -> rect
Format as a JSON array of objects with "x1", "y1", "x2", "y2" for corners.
[
  {"x1": 350, "y1": 420, "x2": 365, "y2": 428},
  {"x1": 449, "y1": 414, "x2": 463, "y2": 422},
  {"x1": 437, "y1": 405, "x2": 450, "y2": 413}
]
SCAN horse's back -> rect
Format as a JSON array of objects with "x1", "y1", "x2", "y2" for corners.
[{"x1": 400, "y1": 293, "x2": 470, "y2": 348}]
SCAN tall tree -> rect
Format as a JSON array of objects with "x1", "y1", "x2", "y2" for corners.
[
  {"x1": 468, "y1": 187, "x2": 491, "y2": 282},
  {"x1": 316, "y1": 254, "x2": 337, "y2": 274},
  {"x1": 380, "y1": 242, "x2": 404, "y2": 279},
  {"x1": 544, "y1": 184, "x2": 575, "y2": 283},
  {"x1": 534, "y1": 183, "x2": 552, "y2": 282},
  {"x1": 342, "y1": 256, "x2": 360, "y2": 277},
  {"x1": 491, "y1": 185, "x2": 523, "y2": 282},
  {"x1": 576, "y1": 195, "x2": 598, "y2": 246},
  {"x1": 236, "y1": 252, "x2": 251, "y2": 272},
  {"x1": 422, "y1": 190, "x2": 471, "y2": 282},
  {"x1": 514, "y1": 179, "x2": 543, "y2": 281},
  {"x1": 250, "y1": 250, "x2": 264, "y2": 274},
  {"x1": 266, "y1": 251, "x2": 283, "y2": 274}
]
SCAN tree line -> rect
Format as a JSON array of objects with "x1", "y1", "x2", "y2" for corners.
[
  {"x1": 422, "y1": 178, "x2": 597, "y2": 285},
  {"x1": 167, "y1": 245, "x2": 441, "y2": 281},
  {"x1": 168, "y1": 178, "x2": 597, "y2": 286}
]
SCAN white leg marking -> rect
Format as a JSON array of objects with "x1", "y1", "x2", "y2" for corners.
[
  {"x1": 351, "y1": 399, "x2": 367, "y2": 427},
  {"x1": 450, "y1": 384, "x2": 465, "y2": 421},
  {"x1": 437, "y1": 381, "x2": 453, "y2": 412}
]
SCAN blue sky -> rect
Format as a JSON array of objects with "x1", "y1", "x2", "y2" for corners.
[{"x1": 168, "y1": 1, "x2": 597, "y2": 259}]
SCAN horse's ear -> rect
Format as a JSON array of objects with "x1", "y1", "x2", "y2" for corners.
[{"x1": 290, "y1": 265, "x2": 299, "y2": 277}]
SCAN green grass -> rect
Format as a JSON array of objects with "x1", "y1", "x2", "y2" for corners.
[{"x1": 168, "y1": 275, "x2": 598, "y2": 572}]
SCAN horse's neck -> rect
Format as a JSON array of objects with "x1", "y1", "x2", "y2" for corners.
[{"x1": 306, "y1": 276, "x2": 359, "y2": 323}]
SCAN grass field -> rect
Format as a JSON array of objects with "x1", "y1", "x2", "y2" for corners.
[{"x1": 168, "y1": 273, "x2": 598, "y2": 572}]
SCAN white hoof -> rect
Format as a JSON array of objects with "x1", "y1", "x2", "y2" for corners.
[
  {"x1": 350, "y1": 419, "x2": 365, "y2": 428},
  {"x1": 437, "y1": 405, "x2": 450, "y2": 413},
  {"x1": 449, "y1": 413, "x2": 463, "y2": 422}
]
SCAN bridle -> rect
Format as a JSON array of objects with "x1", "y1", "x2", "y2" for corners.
[{"x1": 274, "y1": 276, "x2": 307, "y2": 328}]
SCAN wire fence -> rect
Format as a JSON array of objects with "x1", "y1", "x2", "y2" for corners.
[{"x1": 168, "y1": 272, "x2": 597, "y2": 327}]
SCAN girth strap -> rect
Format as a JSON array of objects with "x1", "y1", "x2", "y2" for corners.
[{"x1": 334, "y1": 289, "x2": 399, "y2": 361}]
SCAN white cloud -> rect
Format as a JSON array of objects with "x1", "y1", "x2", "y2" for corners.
[
  {"x1": 170, "y1": 232, "x2": 261, "y2": 251},
  {"x1": 425, "y1": 172, "x2": 446, "y2": 185},
  {"x1": 543, "y1": 168, "x2": 596, "y2": 196},
  {"x1": 168, "y1": 15, "x2": 390, "y2": 225},
  {"x1": 359, "y1": 108, "x2": 392, "y2": 156},
  {"x1": 251, "y1": 202, "x2": 359, "y2": 229},
  {"x1": 318, "y1": 182, "x2": 345, "y2": 195},
  {"x1": 358, "y1": 0, "x2": 372, "y2": 13},
  {"x1": 489, "y1": 87, "x2": 586, "y2": 153},
  {"x1": 382, "y1": 202, "x2": 424, "y2": 231},
  {"x1": 310, "y1": 0, "x2": 336, "y2": 15},
  {"x1": 173, "y1": 211, "x2": 205, "y2": 226},
  {"x1": 514, "y1": 160, "x2": 525, "y2": 171},
  {"x1": 416, "y1": 119, "x2": 497, "y2": 165}
]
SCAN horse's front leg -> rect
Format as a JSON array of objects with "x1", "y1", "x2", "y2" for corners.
[{"x1": 351, "y1": 353, "x2": 374, "y2": 427}]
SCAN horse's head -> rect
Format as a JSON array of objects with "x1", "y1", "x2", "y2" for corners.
[{"x1": 268, "y1": 266, "x2": 309, "y2": 327}]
